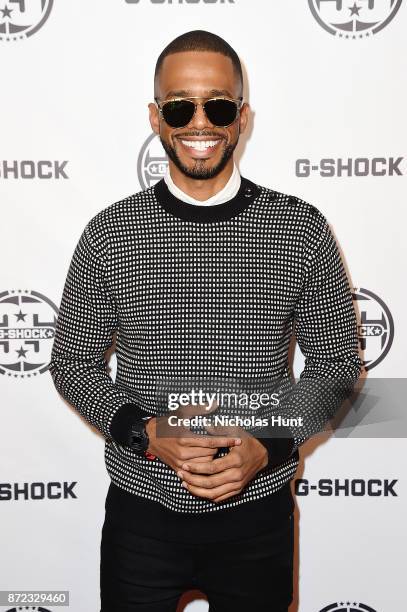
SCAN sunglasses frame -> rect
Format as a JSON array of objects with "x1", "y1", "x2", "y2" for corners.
[{"x1": 154, "y1": 95, "x2": 244, "y2": 128}]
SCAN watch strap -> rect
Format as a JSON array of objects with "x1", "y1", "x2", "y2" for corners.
[{"x1": 109, "y1": 402, "x2": 150, "y2": 447}]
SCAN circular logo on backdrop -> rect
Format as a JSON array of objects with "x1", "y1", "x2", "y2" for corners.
[
  {"x1": 352, "y1": 287, "x2": 394, "y2": 371},
  {"x1": 137, "y1": 133, "x2": 168, "y2": 190},
  {"x1": 0, "y1": 289, "x2": 58, "y2": 377},
  {"x1": 0, "y1": 0, "x2": 54, "y2": 42},
  {"x1": 319, "y1": 603, "x2": 378, "y2": 612},
  {"x1": 308, "y1": 0, "x2": 402, "y2": 38}
]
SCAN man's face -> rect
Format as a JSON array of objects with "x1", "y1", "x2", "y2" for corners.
[{"x1": 149, "y1": 50, "x2": 249, "y2": 180}]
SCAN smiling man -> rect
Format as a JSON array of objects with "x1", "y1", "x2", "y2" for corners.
[
  {"x1": 153, "y1": 47, "x2": 245, "y2": 192},
  {"x1": 49, "y1": 30, "x2": 361, "y2": 612}
]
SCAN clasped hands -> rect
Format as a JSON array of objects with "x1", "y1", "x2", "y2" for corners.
[{"x1": 145, "y1": 401, "x2": 269, "y2": 503}]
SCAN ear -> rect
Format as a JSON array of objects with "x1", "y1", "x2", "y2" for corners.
[
  {"x1": 238, "y1": 102, "x2": 250, "y2": 135},
  {"x1": 148, "y1": 102, "x2": 160, "y2": 135}
]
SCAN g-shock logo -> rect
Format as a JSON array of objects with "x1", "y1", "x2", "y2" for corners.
[
  {"x1": 308, "y1": 0, "x2": 402, "y2": 39},
  {"x1": 0, "y1": 289, "x2": 58, "y2": 378},
  {"x1": 319, "y1": 603, "x2": 378, "y2": 612},
  {"x1": 0, "y1": 0, "x2": 54, "y2": 42},
  {"x1": 352, "y1": 287, "x2": 394, "y2": 371},
  {"x1": 0, "y1": 481, "x2": 77, "y2": 500},
  {"x1": 295, "y1": 157, "x2": 404, "y2": 177},
  {"x1": 0, "y1": 160, "x2": 69, "y2": 179},
  {"x1": 295, "y1": 478, "x2": 398, "y2": 496},
  {"x1": 137, "y1": 133, "x2": 168, "y2": 189}
]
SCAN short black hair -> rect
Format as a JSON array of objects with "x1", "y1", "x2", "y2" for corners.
[{"x1": 154, "y1": 30, "x2": 243, "y2": 97}]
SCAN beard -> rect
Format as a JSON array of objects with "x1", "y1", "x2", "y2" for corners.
[{"x1": 160, "y1": 134, "x2": 237, "y2": 180}]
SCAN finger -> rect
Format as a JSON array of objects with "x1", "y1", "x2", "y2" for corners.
[
  {"x1": 177, "y1": 447, "x2": 217, "y2": 461},
  {"x1": 155, "y1": 421, "x2": 226, "y2": 441},
  {"x1": 180, "y1": 453, "x2": 238, "y2": 474},
  {"x1": 178, "y1": 435, "x2": 241, "y2": 449},
  {"x1": 206, "y1": 423, "x2": 250, "y2": 439},
  {"x1": 182, "y1": 480, "x2": 241, "y2": 501},
  {"x1": 187, "y1": 448, "x2": 217, "y2": 457},
  {"x1": 178, "y1": 467, "x2": 241, "y2": 489},
  {"x1": 187, "y1": 453, "x2": 216, "y2": 463},
  {"x1": 212, "y1": 489, "x2": 242, "y2": 503},
  {"x1": 176, "y1": 400, "x2": 219, "y2": 418},
  {"x1": 205, "y1": 423, "x2": 239, "y2": 437}
]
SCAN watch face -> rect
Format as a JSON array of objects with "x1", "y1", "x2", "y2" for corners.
[{"x1": 130, "y1": 423, "x2": 148, "y2": 454}]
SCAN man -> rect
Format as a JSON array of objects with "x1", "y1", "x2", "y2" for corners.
[{"x1": 49, "y1": 30, "x2": 361, "y2": 612}]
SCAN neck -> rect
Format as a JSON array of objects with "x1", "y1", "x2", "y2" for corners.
[{"x1": 168, "y1": 158, "x2": 234, "y2": 201}]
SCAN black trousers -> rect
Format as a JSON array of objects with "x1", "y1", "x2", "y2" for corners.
[{"x1": 100, "y1": 508, "x2": 294, "y2": 612}]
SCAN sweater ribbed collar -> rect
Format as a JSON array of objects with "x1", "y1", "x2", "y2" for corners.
[{"x1": 153, "y1": 175, "x2": 260, "y2": 223}]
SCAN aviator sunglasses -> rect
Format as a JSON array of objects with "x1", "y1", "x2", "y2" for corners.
[{"x1": 155, "y1": 96, "x2": 244, "y2": 128}]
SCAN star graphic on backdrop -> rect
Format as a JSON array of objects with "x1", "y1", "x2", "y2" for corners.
[
  {"x1": 16, "y1": 346, "x2": 28, "y2": 359},
  {"x1": 349, "y1": 2, "x2": 362, "y2": 16},
  {"x1": 14, "y1": 309, "x2": 27, "y2": 322},
  {"x1": 0, "y1": 5, "x2": 13, "y2": 18}
]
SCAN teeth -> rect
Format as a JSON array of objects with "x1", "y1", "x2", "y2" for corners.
[{"x1": 181, "y1": 140, "x2": 220, "y2": 150}]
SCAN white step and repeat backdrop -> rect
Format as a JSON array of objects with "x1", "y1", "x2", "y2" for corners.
[{"x1": 1, "y1": 2, "x2": 406, "y2": 612}]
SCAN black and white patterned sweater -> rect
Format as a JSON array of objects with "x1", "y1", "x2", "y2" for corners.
[{"x1": 48, "y1": 176, "x2": 361, "y2": 538}]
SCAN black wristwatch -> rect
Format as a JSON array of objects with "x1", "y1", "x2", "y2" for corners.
[{"x1": 129, "y1": 417, "x2": 152, "y2": 455}]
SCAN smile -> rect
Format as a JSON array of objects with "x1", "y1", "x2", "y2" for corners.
[
  {"x1": 180, "y1": 139, "x2": 221, "y2": 151},
  {"x1": 176, "y1": 137, "x2": 224, "y2": 158}
]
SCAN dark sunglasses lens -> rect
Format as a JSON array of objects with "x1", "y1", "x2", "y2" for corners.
[
  {"x1": 161, "y1": 100, "x2": 195, "y2": 127},
  {"x1": 204, "y1": 99, "x2": 238, "y2": 126}
]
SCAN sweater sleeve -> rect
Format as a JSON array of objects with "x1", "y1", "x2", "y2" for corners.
[
  {"x1": 48, "y1": 223, "x2": 146, "y2": 445},
  {"x1": 255, "y1": 211, "x2": 362, "y2": 469}
]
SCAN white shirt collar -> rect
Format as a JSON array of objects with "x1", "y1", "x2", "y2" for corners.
[{"x1": 164, "y1": 163, "x2": 241, "y2": 206}]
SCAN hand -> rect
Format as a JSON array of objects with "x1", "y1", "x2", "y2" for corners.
[
  {"x1": 145, "y1": 401, "x2": 242, "y2": 473},
  {"x1": 176, "y1": 423, "x2": 269, "y2": 503}
]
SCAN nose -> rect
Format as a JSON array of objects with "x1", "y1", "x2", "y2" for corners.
[{"x1": 188, "y1": 101, "x2": 214, "y2": 130}]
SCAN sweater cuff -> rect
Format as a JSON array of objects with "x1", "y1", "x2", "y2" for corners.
[
  {"x1": 255, "y1": 425, "x2": 296, "y2": 469},
  {"x1": 109, "y1": 402, "x2": 148, "y2": 446}
]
